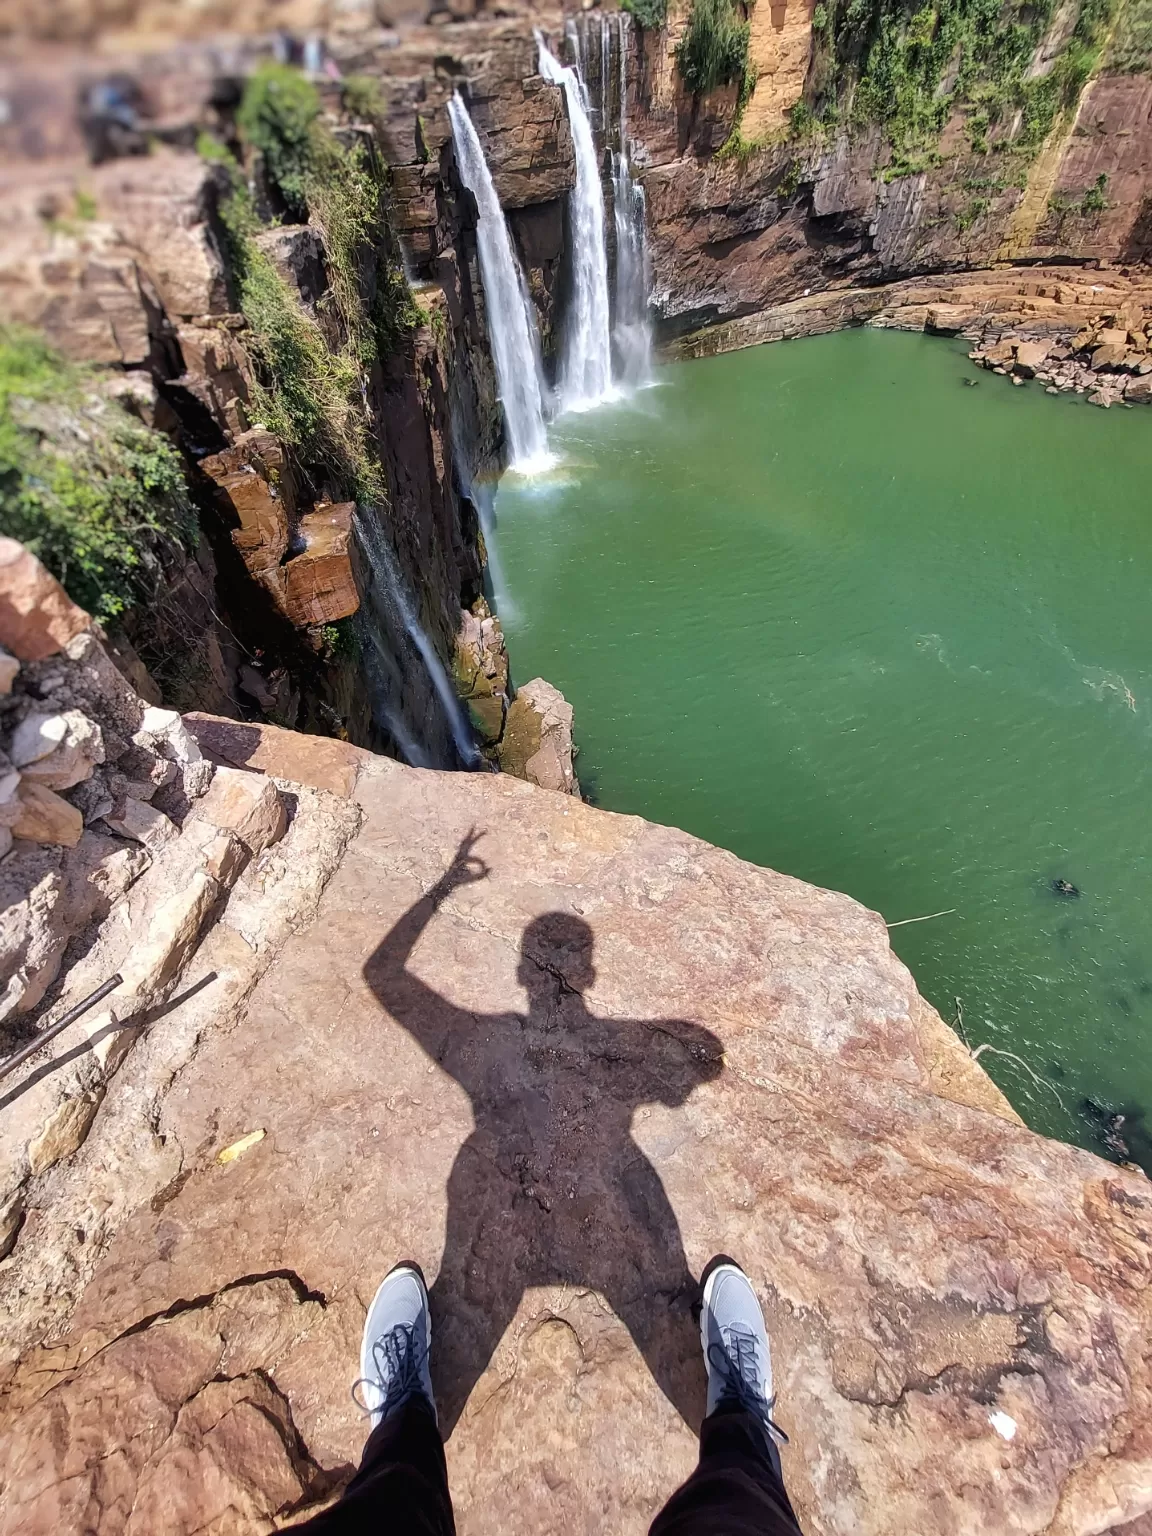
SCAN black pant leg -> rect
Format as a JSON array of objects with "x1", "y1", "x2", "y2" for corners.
[
  {"x1": 649, "y1": 1405, "x2": 803, "y2": 1536},
  {"x1": 290, "y1": 1395, "x2": 456, "y2": 1536}
]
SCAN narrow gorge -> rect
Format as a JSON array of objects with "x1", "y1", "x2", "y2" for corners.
[{"x1": 1, "y1": 0, "x2": 1151, "y2": 1530}]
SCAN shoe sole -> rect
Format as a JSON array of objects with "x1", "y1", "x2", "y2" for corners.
[{"x1": 359, "y1": 1259, "x2": 431, "y2": 1393}]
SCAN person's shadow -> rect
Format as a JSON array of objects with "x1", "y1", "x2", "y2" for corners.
[{"x1": 364, "y1": 830, "x2": 725, "y2": 1435}]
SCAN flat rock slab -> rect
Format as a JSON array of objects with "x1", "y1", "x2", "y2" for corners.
[{"x1": 1, "y1": 760, "x2": 1149, "y2": 1535}]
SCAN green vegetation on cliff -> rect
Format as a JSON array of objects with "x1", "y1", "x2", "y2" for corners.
[
  {"x1": 801, "y1": 0, "x2": 1118, "y2": 174},
  {"x1": 201, "y1": 64, "x2": 419, "y2": 502},
  {"x1": 622, "y1": 0, "x2": 669, "y2": 29},
  {"x1": 676, "y1": 0, "x2": 751, "y2": 94},
  {"x1": 1106, "y1": 0, "x2": 1152, "y2": 70},
  {"x1": 0, "y1": 328, "x2": 194, "y2": 623}
]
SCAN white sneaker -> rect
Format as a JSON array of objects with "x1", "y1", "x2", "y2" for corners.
[
  {"x1": 700, "y1": 1256, "x2": 787, "y2": 1445},
  {"x1": 355, "y1": 1262, "x2": 436, "y2": 1427}
]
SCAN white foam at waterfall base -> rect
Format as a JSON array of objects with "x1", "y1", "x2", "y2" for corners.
[
  {"x1": 537, "y1": 32, "x2": 617, "y2": 414},
  {"x1": 447, "y1": 93, "x2": 554, "y2": 475}
]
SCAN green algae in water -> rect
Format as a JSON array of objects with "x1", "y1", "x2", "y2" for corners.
[{"x1": 494, "y1": 327, "x2": 1152, "y2": 1171}]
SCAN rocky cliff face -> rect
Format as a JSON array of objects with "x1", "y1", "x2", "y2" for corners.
[
  {"x1": 3, "y1": 0, "x2": 1149, "y2": 772},
  {"x1": 0, "y1": 704, "x2": 1150, "y2": 1535},
  {"x1": 624, "y1": 0, "x2": 1152, "y2": 338},
  {"x1": 0, "y1": 21, "x2": 571, "y2": 771}
]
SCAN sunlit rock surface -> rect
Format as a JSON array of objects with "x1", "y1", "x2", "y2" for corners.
[{"x1": 1, "y1": 728, "x2": 1149, "y2": 1535}]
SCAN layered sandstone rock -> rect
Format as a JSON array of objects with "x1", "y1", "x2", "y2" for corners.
[
  {"x1": 282, "y1": 502, "x2": 360, "y2": 627},
  {"x1": 0, "y1": 729, "x2": 1149, "y2": 1536}
]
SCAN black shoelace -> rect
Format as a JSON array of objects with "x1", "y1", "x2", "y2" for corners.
[
  {"x1": 352, "y1": 1323, "x2": 429, "y2": 1419},
  {"x1": 709, "y1": 1330, "x2": 789, "y2": 1445}
]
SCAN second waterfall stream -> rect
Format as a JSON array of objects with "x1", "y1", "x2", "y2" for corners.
[{"x1": 536, "y1": 32, "x2": 615, "y2": 413}]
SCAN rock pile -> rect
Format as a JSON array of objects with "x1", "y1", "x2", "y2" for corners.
[
  {"x1": 0, "y1": 537, "x2": 351, "y2": 1281},
  {"x1": 970, "y1": 312, "x2": 1152, "y2": 406}
]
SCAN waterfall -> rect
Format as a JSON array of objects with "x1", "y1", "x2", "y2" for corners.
[
  {"x1": 447, "y1": 92, "x2": 552, "y2": 474},
  {"x1": 354, "y1": 613, "x2": 432, "y2": 768},
  {"x1": 537, "y1": 32, "x2": 615, "y2": 413},
  {"x1": 354, "y1": 509, "x2": 479, "y2": 769},
  {"x1": 609, "y1": 14, "x2": 653, "y2": 387}
]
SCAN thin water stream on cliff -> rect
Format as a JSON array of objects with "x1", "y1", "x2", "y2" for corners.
[{"x1": 495, "y1": 327, "x2": 1152, "y2": 1170}]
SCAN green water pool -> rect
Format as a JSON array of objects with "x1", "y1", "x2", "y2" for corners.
[{"x1": 493, "y1": 327, "x2": 1152, "y2": 1168}]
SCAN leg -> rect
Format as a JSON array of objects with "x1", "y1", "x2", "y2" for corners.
[
  {"x1": 650, "y1": 1256, "x2": 803, "y2": 1535},
  {"x1": 291, "y1": 1394, "x2": 455, "y2": 1536},
  {"x1": 649, "y1": 1403, "x2": 801, "y2": 1536},
  {"x1": 289, "y1": 1262, "x2": 454, "y2": 1536}
]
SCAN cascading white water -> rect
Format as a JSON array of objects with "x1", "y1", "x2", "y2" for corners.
[
  {"x1": 537, "y1": 32, "x2": 615, "y2": 412},
  {"x1": 447, "y1": 92, "x2": 552, "y2": 473},
  {"x1": 354, "y1": 612, "x2": 432, "y2": 768},
  {"x1": 354, "y1": 509, "x2": 480, "y2": 768},
  {"x1": 609, "y1": 13, "x2": 653, "y2": 387}
]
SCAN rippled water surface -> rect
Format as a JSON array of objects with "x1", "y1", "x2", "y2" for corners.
[{"x1": 494, "y1": 328, "x2": 1152, "y2": 1167}]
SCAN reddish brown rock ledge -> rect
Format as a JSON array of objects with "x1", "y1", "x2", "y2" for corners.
[{"x1": 0, "y1": 727, "x2": 1149, "y2": 1536}]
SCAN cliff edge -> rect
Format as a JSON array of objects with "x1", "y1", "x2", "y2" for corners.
[{"x1": 0, "y1": 714, "x2": 1149, "y2": 1533}]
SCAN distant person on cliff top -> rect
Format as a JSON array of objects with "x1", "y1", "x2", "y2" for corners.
[{"x1": 292, "y1": 1253, "x2": 802, "y2": 1535}]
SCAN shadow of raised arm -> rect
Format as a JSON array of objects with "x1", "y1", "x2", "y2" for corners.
[{"x1": 362, "y1": 830, "x2": 490, "y2": 1060}]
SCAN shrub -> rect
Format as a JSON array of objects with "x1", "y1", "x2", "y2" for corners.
[
  {"x1": 1081, "y1": 171, "x2": 1109, "y2": 212},
  {"x1": 206, "y1": 99, "x2": 418, "y2": 501},
  {"x1": 676, "y1": 0, "x2": 750, "y2": 95},
  {"x1": 789, "y1": 99, "x2": 818, "y2": 137},
  {"x1": 623, "y1": 0, "x2": 669, "y2": 28},
  {"x1": 236, "y1": 62, "x2": 320, "y2": 219},
  {"x1": 0, "y1": 327, "x2": 195, "y2": 623},
  {"x1": 814, "y1": 0, "x2": 1117, "y2": 176},
  {"x1": 341, "y1": 74, "x2": 388, "y2": 125}
]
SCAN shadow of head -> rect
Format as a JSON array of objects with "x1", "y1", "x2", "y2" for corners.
[
  {"x1": 518, "y1": 910, "x2": 724, "y2": 1105},
  {"x1": 518, "y1": 911, "x2": 596, "y2": 998}
]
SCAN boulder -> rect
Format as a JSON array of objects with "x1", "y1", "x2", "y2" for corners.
[
  {"x1": 1124, "y1": 375, "x2": 1152, "y2": 403},
  {"x1": 252, "y1": 226, "x2": 330, "y2": 313},
  {"x1": 499, "y1": 677, "x2": 579, "y2": 796},
  {"x1": 1091, "y1": 342, "x2": 1131, "y2": 370},
  {"x1": 11, "y1": 781, "x2": 83, "y2": 847},
  {"x1": 116, "y1": 871, "x2": 220, "y2": 998},
  {"x1": 980, "y1": 338, "x2": 1016, "y2": 366},
  {"x1": 103, "y1": 797, "x2": 178, "y2": 850},
  {"x1": 182, "y1": 713, "x2": 372, "y2": 799},
  {"x1": 10, "y1": 710, "x2": 104, "y2": 790},
  {"x1": 174, "y1": 322, "x2": 251, "y2": 436},
  {"x1": 0, "y1": 539, "x2": 90, "y2": 661},
  {"x1": 1012, "y1": 340, "x2": 1051, "y2": 377},
  {"x1": 190, "y1": 766, "x2": 287, "y2": 859},
  {"x1": 91, "y1": 151, "x2": 229, "y2": 320},
  {"x1": 0, "y1": 859, "x2": 68, "y2": 1022},
  {"x1": 456, "y1": 607, "x2": 511, "y2": 749},
  {"x1": 281, "y1": 502, "x2": 360, "y2": 627},
  {"x1": 925, "y1": 303, "x2": 971, "y2": 334},
  {"x1": 201, "y1": 430, "x2": 293, "y2": 588}
]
